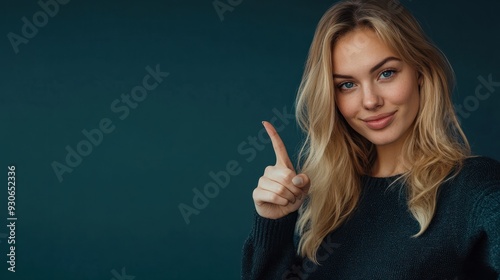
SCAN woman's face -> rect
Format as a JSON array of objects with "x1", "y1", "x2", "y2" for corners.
[{"x1": 332, "y1": 27, "x2": 421, "y2": 147}]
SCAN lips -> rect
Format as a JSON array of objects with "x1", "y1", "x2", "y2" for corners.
[{"x1": 362, "y1": 111, "x2": 397, "y2": 130}]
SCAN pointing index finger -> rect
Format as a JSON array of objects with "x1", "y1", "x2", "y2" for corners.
[{"x1": 262, "y1": 121, "x2": 294, "y2": 170}]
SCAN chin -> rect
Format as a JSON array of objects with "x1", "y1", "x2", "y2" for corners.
[{"x1": 359, "y1": 131, "x2": 404, "y2": 147}]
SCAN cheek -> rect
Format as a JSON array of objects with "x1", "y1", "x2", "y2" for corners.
[
  {"x1": 335, "y1": 95, "x2": 358, "y2": 120},
  {"x1": 385, "y1": 76, "x2": 420, "y2": 105}
]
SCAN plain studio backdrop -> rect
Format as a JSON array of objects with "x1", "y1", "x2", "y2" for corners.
[{"x1": 0, "y1": 0, "x2": 499, "y2": 279}]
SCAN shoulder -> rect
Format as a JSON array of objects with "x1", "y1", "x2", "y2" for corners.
[
  {"x1": 445, "y1": 155, "x2": 500, "y2": 203},
  {"x1": 453, "y1": 156, "x2": 500, "y2": 184}
]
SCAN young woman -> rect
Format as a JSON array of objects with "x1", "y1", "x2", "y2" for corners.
[{"x1": 242, "y1": 0, "x2": 500, "y2": 279}]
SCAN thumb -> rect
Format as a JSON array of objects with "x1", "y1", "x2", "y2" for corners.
[{"x1": 292, "y1": 173, "x2": 310, "y2": 194}]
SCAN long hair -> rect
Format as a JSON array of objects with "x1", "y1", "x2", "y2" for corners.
[{"x1": 294, "y1": 0, "x2": 471, "y2": 263}]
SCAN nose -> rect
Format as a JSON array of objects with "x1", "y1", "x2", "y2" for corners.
[{"x1": 362, "y1": 84, "x2": 383, "y2": 110}]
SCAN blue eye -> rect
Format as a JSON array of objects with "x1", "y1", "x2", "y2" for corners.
[
  {"x1": 339, "y1": 82, "x2": 355, "y2": 90},
  {"x1": 380, "y1": 70, "x2": 395, "y2": 79}
]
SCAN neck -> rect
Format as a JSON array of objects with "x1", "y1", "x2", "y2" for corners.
[{"x1": 371, "y1": 133, "x2": 410, "y2": 178}]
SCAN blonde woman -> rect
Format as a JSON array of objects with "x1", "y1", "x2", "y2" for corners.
[{"x1": 242, "y1": 0, "x2": 500, "y2": 279}]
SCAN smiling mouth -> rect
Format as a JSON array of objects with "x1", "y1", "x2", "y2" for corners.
[{"x1": 362, "y1": 111, "x2": 397, "y2": 130}]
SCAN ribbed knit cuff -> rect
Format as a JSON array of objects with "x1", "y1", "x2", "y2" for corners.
[{"x1": 251, "y1": 211, "x2": 299, "y2": 248}]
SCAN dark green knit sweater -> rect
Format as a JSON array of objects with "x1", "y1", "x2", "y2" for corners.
[{"x1": 242, "y1": 156, "x2": 500, "y2": 279}]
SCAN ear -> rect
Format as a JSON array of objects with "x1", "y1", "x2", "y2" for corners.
[{"x1": 417, "y1": 72, "x2": 423, "y2": 86}]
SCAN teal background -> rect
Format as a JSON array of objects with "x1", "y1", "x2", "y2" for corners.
[{"x1": 1, "y1": 0, "x2": 499, "y2": 279}]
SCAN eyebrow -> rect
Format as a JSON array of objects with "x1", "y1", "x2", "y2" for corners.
[{"x1": 332, "y1": 56, "x2": 402, "y2": 79}]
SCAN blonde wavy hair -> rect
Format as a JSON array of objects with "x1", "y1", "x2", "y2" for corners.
[{"x1": 294, "y1": 0, "x2": 471, "y2": 262}]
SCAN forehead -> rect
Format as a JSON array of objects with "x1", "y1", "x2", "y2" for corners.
[{"x1": 332, "y1": 27, "x2": 398, "y2": 74}]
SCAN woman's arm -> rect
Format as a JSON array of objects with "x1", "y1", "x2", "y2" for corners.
[
  {"x1": 469, "y1": 183, "x2": 500, "y2": 278},
  {"x1": 463, "y1": 157, "x2": 500, "y2": 278},
  {"x1": 242, "y1": 211, "x2": 303, "y2": 280}
]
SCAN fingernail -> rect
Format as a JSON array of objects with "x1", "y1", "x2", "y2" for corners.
[{"x1": 292, "y1": 176, "x2": 303, "y2": 186}]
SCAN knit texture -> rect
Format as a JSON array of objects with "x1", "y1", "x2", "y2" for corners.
[{"x1": 241, "y1": 156, "x2": 500, "y2": 280}]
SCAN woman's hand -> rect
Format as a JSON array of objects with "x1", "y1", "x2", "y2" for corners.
[{"x1": 252, "y1": 121, "x2": 310, "y2": 219}]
